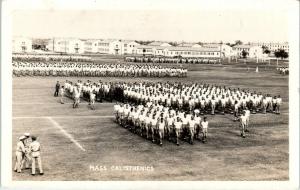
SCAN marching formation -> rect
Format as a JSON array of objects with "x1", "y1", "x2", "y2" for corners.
[
  {"x1": 12, "y1": 53, "x2": 91, "y2": 62},
  {"x1": 54, "y1": 79, "x2": 282, "y2": 146},
  {"x1": 13, "y1": 61, "x2": 187, "y2": 77},
  {"x1": 14, "y1": 133, "x2": 43, "y2": 176},
  {"x1": 113, "y1": 102, "x2": 252, "y2": 146},
  {"x1": 59, "y1": 80, "x2": 282, "y2": 115},
  {"x1": 114, "y1": 103, "x2": 209, "y2": 145},
  {"x1": 125, "y1": 56, "x2": 220, "y2": 64},
  {"x1": 276, "y1": 67, "x2": 289, "y2": 75}
]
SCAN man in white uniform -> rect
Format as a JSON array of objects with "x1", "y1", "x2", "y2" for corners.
[
  {"x1": 201, "y1": 117, "x2": 209, "y2": 143},
  {"x1": 14, "y1": 136, "x2": 26, "y2": 173},
  {"x1": 29, "y1": 136, "x2": 44, "y2": 175}
]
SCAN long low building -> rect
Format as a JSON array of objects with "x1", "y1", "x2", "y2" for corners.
[{"x1": 136, "y1": 45, "x2": 221, "y2": 58}]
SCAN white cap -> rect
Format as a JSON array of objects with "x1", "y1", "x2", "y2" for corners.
[
  {"x1": 24, "y1": 133, "x2": 30, "y2": 137},
  {"x1": 19, "y1": 136, "x2": 26, "y2": 140}
]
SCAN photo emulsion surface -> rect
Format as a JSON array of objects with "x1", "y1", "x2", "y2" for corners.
[{"x1": 9, "y1": 2, "x2": 293, "y2": 183}]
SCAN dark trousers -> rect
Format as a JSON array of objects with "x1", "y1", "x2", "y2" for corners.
[{"x1": 54, "y1": 90, "x2": 59, "y2": 97}]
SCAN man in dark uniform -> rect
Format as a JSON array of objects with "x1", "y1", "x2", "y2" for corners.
[{"x1": 54, "y1": 81, "x2": 60, "y2": 97}]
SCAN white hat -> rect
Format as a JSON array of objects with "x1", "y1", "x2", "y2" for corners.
[
  {"x1": 19, "y1": 136, "x2": 26, "y2": 140},
  {"x1": 24, "y1": 133, "x2": 30, "y2": 137}
]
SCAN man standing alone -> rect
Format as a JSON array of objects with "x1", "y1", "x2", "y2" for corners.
[{"x1": 54, "y1": 81, "x2": 60, "y2": 97}]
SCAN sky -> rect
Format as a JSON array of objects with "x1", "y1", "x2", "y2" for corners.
[{"x1": 11, "y1": 0, "x2": 292, "y2": 43}]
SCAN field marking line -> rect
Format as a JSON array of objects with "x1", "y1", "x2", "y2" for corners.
[
  {"x1": 46, "y1": 117, "x2": 86, "y2": 152},
  {"x1": 13, "y1": 115, "x2": 115, "y2": 119}
]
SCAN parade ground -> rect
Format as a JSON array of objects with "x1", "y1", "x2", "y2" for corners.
[{"x1": 12, "y1": 62, "x2": 289, "y2": 181}]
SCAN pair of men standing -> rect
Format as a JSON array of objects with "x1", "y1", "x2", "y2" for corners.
[{"x1": 14, "y1": 133, "x2": 43, "y2": 176}]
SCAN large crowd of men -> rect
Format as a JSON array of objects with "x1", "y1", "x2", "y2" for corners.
[
  {"x1": 125, "y1": 56, "x2": 220, "y2": 64},
  {"x1": 276, "y1": 67, "x2": 289, "y2": 75},
  {"x1": 114, "y1": 103, "x2": 209, "y2": 145},
  {"x1": 12, "y1": 53, "x2": 91, "y2": 62},
  {"x1": 56, "y1": 79, "x2": 282, "y2": 145},
  {"x1": 59, "y1": 80, "x2": 282, "y2": 115},
  {"x1": 12, "y1": 61, "x2": 187, "y2": 77}
]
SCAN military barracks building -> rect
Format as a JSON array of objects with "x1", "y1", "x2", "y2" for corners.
[
  {"x1": 12, "y1": 37, "x2": 33, "y2": 53},
  {"x1": 249, "y1": 42, "x2": 289, "y2": 53},
  {"x1": 14, "y1": 37, "x2": 288, "y2": 59}
]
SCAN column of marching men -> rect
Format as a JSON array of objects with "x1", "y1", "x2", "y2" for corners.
[
  {"x1": 113, "y1": 102, "x2": 209, "y2": 146},
  {"x1": 276, "y1": 67, "x2": 289, "y2": 75},
  {"x1": 55, "y1": 80, "x2": 282, "y2": 145},
  {"x1": 125, "y1": 56, "x2": 220, "y2": 64},
  {"x1": 13, "y1": 61, "x2": 187, "y2": 78}
]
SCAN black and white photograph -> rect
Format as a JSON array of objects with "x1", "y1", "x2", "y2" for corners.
[{"x1": 1, "y1": 0, "x2": 299, "y2": 189}]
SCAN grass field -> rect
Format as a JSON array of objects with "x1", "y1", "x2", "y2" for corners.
[{"x1": 12, "y1": 62, "x2": 289, "y2": 181}]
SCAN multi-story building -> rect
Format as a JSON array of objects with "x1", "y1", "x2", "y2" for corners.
[
  {"x1": 202, "y1": 44, "x2": 233, "y2": 57},
  {"x1": 122, "y1": 41, "x2": 140, "y2": 55},
  {"x1": 232, "y1": 45, "x2": 263, "y2": 58},
  {"x1": 84, "y1": 40, "x2": 100, "y2": 53},
  {"x1": 136, "y1": 45, "x2": 221, "y2": 58},
  {"x1": 96, "y1": 39, "x2": 123, "y2": 55},
  {"x1": 12, "y1": 37, "x2": 33, "y2": 53},
  {"x1": 249, "y1": 42, "x2": 289, "y2": 53},
  {"x1": 47, "y1": 38, "x2": 85, "y2": 54}
]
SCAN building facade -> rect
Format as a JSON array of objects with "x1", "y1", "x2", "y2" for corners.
[
  {"x1": 249, "y1": 42, "x2": 289, "y2": 53},
  {"x1": 47, "y1": 38, "x2": 85, "y2": 54},
  {"x1": 232, "y1": 45, "x2": 263, "y2": 58},
  {"x1": 12, "y1": 37, "x2": 33, "y2": 53},
  {"x1": 202, "y1": 44, "x2": 234, "y2": 57},
  {"x1": 84, "y1": 40, "x2": 99, "y2": 53},
  {"x1": 122, "y1": 41, "x2": 139, "y2": 55},
  {"x1": 136, "y1": 45, "x2": 221, "y2": 58}
]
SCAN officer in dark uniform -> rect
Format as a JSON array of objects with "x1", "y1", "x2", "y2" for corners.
[{"x1": 54, "y1": 81, "x2": 60, "y2": 97}]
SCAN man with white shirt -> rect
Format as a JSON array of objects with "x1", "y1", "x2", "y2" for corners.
[
  {"x1": 239, "y1": 111, "x2": 247, "y2": 138},
  {"x1": 73, "y1": 86, "x2": 81, "y2": 108},
  {"x1": 244, "y1": 108, "x2": 251, "y2": 132},
  {"x1": 29, "y1": 136, "x2": 44, "y2": 175},
  {"x1": 188, "y1": 116, "x2": 196, "y2": 144},
  {"x1": 201, "y1": 117, "x2": 209, "y2": 143},
  {"x1": 275, "y1": 95, "x2": 282, "y2": 114},
  {"x1": 14, "y1": 136, "x2": 26, "y2": 173},
  {"x1": 158, "y1": 117, "x2": 165, "y2": 146},
  {"x1": 194, "y1": 113, "x2": 201, "y2": 140},
  {"x1": 114, "y1": 103, "x2": 120, "y2": 122},
  {"x1": 174, "y1": 117, "x2": 182, "y2": 146},
  {"x1": 151, "y1": 114, "x2": 158, "y2": 143},
  {"x1": 89, "y1": 91, "x2": 96, "y2": 110},
  {"x1": 166, "y1": 114, "x2": 174, "y2": 141}
]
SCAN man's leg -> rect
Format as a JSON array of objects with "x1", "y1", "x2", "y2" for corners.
[
  {"x1": 37, "y1": 156, "x2": 43, "y2": 174},
  {"x1": 31, "y1": 157, "x2": 36, "y2": 175},
  {"x1": 14, "y1": 155, "x2": 19, "y2": 172},
  {"x1": 16, "y1": 152, "x2": 22, "y2": 172}
]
